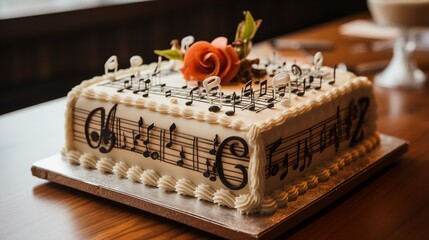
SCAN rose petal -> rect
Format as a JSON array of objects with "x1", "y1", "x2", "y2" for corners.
[
  {"x1": 211, "y1": 36, "x2": 228, "y2": 49},
  {"x1": 219, "y1": 45, "x2": 240, "y2": 84}
]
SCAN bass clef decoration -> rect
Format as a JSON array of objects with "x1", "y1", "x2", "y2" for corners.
[
  {"x1": 215, "y1": 136, "x2": 249, "y2": 190},
  {"x1": 84, "y1": 104, "x2": 118, "y2": 153}
]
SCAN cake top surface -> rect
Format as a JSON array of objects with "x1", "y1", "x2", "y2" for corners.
[{"x1": 78, "y1": 57, "x2": 366, "y2": 131}]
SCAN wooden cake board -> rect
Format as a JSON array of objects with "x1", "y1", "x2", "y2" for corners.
[{"x1": 32, "y1": 134, "x2": 408, "y2": 239}]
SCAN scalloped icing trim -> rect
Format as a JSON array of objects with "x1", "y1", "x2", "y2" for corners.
[{"x1": 62, "y1": 132, "x2": 379, "y2": 215}]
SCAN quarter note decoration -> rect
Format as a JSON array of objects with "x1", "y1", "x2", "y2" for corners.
[
  {"x1": 121, "y1": 134, "x2": 127, "y2": 149},
  {"x1": 84, "y1": 104, "x2": 117, "y2": 153},
  {"x1": 296, "y1": 80, "x2": 306, "y2": 97},
  {"x1": 176, "y1": 146, "x2": 185, "y2": 166},
  {"x1": 225, "y1": 92, "x2": 237, "y2": 116},
  {"x1": 136, "y1": 117, "x2": 143, "y2": 139},
  {"x1": 215, "y1": 136, "x2": 249, "y2": 190},
  {"x1": 131, "y1": 130, "x2": 138, "y2": 151},
  {"x1": 185, "y1": 86, "x2": 199, "y2": 106}
]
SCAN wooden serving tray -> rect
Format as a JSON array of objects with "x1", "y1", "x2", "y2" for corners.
[{"x1": 32, "y1": 134, "x2": 408, "y2": 239}]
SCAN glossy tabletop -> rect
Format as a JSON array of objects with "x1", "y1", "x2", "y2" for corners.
[{"x1": 1, "y1": 13, "x2": 429, "y2": 239}]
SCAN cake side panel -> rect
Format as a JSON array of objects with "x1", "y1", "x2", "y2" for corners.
[
  {"x1": 260, "y1": 79, "x2": 377, "y2": 194},
  {"x1": 70, "y1": 96, "x2": 252, "y2": 196}
]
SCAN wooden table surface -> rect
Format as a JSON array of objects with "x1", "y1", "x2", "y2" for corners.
[{"x1": 1, "y1": 13, "x2": 429, "y2": 239}]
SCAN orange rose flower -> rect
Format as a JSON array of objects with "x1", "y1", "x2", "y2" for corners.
[{"x1": 180, "y1": 37, "x2": 240, "y2": 84}]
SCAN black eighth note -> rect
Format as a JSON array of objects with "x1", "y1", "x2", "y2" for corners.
[
  {"x1": 203, "y1": 158, "x2": 217, "y2": 181},
  {"x1": 280, "y1": 153, "x2": 289, "y2": 180},
  {"x1": 166, "y1": 123, "x2": 176, "y2": 148}
]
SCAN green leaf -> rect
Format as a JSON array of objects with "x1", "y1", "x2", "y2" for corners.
[
  {"x1": 249, "y1": 19, "x2": 262, "y2": 39},
  {"x1": 235, "y1": 21, "x2": 244, "y2": 41},
  {"x1": 241, "y1": 11, "x2": 255, "y2": 41},
  {"x1": 154, "y1": 49, "x2": 183, "y2": 61}
]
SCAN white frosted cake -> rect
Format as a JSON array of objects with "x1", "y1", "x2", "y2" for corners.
[{"x1": 62, "y1": 54, "x2": 379, "y2": 214}]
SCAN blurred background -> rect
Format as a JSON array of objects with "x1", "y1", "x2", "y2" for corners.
[{"x1": 0, "y1": 0, "x2": 367, "y2": 114}]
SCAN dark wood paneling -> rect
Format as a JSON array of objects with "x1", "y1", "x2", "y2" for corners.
[{"x1": 0, "y1": 0, "x2": 366, "y2": 114}]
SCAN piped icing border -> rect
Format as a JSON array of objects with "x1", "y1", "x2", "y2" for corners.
[{"x1": 61, "y1": 133, "x2": 379, "y2": 214}]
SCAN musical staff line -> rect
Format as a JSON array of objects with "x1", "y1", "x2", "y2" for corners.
[
  {"x1": 98, "y1": 64, "x2": 337, "y2": 114},
  {"x1": 73, "y1": 107, "x2": 250, "y2": 184},
  {"x1": 264, "y1": 97, "x2": 370, "y2": 179}
]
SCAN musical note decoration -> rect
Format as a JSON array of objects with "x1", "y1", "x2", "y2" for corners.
[
  {"x1": 181, "y1": 35, "x2": 195, "y2": 53},
  {"x1": 291, "y1": 64, "x2": 302, "y2": 79},
  {"x1": 84, "y1": 104, "x2": 117, "y2": 153},
  {"x1": 143, "y1": 123, "x2": 155, "y2": 157},
  {"x1": 203, "y1": 158, "x2": 217, "y2": 181},
  {"x1": 268, "y1": 137, "x2": 282, "y2": 176},
  {"x1": 313, "y1": 52, "x2": 323, "y2": 72},
  {"x1": 262, "y1": 96, "x2": 371, "y2": 181},
  {"x1": 121, "y1": 133, "x2": 127, "y2": 149},
  {"x1": 130, "y1": 55, "x2": 143, "y2": 78},
  {"x1": 79, "y1": 104, "x2": 251, "y2": 190},
  {"x1": 166, "y1": 123, "x2": 176, "y2": 148},
  {"x1": 131, "y1": 129, "x2": 138, "y2": 151},
  {"x1": 225, "y1": 92, "x2": 237, "y2": 116},
  {"x1": 209, "y1": 134, "x2": 219, "y2": 155},
  {"x1": 185, "y1": 86, "x2": 199, "y2": 106},
  {"x1": 243, "y1": 80, "x2": 252, "y2": 97},
  {"x1": 104, "y1": 55, "x2": 118, "y2": 80},
  {"x1": 315, "y1": 76, "x2": 323, "y2": 90},
  {"x1": 280, "y1": 153, "x2": 289, "y2": 180},
  {"x1": 176, "y1": 146, "x2": 185, "y2": 166},
  {"x1": 296, "y1": 80, "x2": 306, "y2": 97},
  {"x1": 329, "y1": 64, "x2": 337, "y2": 85},
  {"x1": 348, "y1": 97, "x2": 370, "y2": 147},
  {"x1": 272, "y1": 72, "x2": 291, "y2": 106},
  {"x1": 202, "y1": 76, "x2": 222, "y2": 112},
  {"x1": 117, "y1": 80, "x2": 131, "y2": 93}
]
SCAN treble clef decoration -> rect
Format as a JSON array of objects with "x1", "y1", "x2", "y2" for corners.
[
  {"x1": 215, "y1": 136, "x2": 249, "y2": 190},
  {"x1": 84, "y1": 104, "x2": 118, "y2": 153}
]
